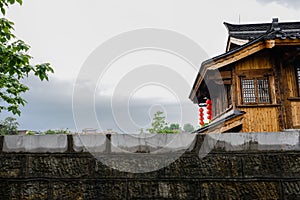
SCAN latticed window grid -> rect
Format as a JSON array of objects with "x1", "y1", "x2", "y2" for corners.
[
  {"x1": 257, "y1": 79, "x2": 270, "y2": 103},
  {"x1": 241, "y1": 79, "x2": 256, "y2": 103},
  {"x1": 241, "y1": 77, "x2": 270, "y2": 104}
]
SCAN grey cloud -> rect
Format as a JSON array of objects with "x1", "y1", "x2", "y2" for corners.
[
  {"x1": 257, "y1": 0, "x2": 300, "y2": 8},
  {"x1": 1, "y1": 76, "x2": 197, "y2": 133}
]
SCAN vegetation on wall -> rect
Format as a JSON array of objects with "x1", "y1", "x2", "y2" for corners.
[
  {"x1": 148, "y1": 111, "x2": 187, "y2": 134},
  {"x1": 43, "y1": 129, "x2": 70, "y2": 135},
  {"x1": 0, "y1": 116, "x2": 18, "y2": 135},
  {"x1": 183, "y1": 123, "x2": 195, "y2": 132}
]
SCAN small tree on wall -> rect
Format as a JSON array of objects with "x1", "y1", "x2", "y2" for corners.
[
  {"x1": 183, "y1": 123, "x2": 194, "y2": 132},
  {"x1": 0, "y1": 116, "x2": 18, "y2": 135},
  {"x1": 148, "y1": 111, "x2": 181, "y2": 134},
  {"x1": 148, "y1": 111, "x2": 167, "y2": 133}
]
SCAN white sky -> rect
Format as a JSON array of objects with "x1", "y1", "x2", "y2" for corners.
[
  {"x1": 7, "y1": 0, "x2": 300, "y2": 80},
  {"x1": 2, "y1": 0, "x2": 300, "y2": 132}
]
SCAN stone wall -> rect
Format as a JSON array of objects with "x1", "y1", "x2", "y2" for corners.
[{"x1": 0, "y1": 131, "x2": 300, "y2": 199}]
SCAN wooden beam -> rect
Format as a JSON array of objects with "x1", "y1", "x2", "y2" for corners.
[
  {"x1": 207, "y1": 71, "x2": 232, "y2": 80},
  {"x1": 275, "y1": 39, "x2": 300, "y2": 46},
  {"x1": 208, "y1": 41, "x2": 266, "y2": 70}
]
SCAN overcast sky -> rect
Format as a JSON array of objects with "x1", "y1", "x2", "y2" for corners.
[{"x1": 1, "y1": 0, "x2": 300, "y2": 132}]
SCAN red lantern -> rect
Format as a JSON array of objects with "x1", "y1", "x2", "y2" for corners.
[
  {"x1": 206, "y1": 99, "x2": 212, "y2": 122},
  {"x1": 199, "y1": 106, "x2": 204, "y2": 126},
  {"x1": 206, "y1": 99, "x2": 212, "y2": 105}
]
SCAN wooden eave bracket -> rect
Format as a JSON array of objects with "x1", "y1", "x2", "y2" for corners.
[{"x1": 265, "y1": 40, "x2": 275, "y2": 48}]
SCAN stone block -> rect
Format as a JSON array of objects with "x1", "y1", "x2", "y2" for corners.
[
  {"x1": 7, "y1": 181, "x2": 49, "y2": 200},
  {"x1": 201, "y1": 182, "x2": 280, "y2": 199},
  {"x1": 0, "y1": 154, "x2": 26, "y2": 178},
  {"x1": 27, "y1": 155, "x2": 93, "y2": 178},
  {"x1": 164, "y1": 154, "x2": 242, "y2": 178},
  {"x1": 282, "y1": 181, "x2": 300, "y2": 200}
]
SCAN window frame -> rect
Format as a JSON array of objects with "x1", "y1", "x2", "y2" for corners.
[
  {"x1": 295, "y1": 65, "x2": 300, "y2": 97},
  {"x1": 240, "y1": 76, "x2": 271, "y2": 105}
]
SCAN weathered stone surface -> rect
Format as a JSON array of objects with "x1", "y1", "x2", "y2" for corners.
[
  {"x1": 94, "y1": 181, "x2": 127, "y2": 199},
  {"x1": 280, "y1": 154, "x2": 300, "y2": 177},
  {"x1": 93, "y1": 153, "x2": 181, "y2": 174},
  {"x1": 127, "y1": 181, "x2": 201, "y2": 199},
  {"x1": 52, "y1": 181, "x2": 89, "y2": 200},
  {"x1": 201, "y1": 182, "x2": 280, "y2": 199},
  {"x1": 165, "y1": 154, "x2": 242, "y2": 178},
  {"x1": 0, "y1": 154, "x2": 26, "y2": 178},
  {"x1": 243, "y1": 153, "x2": 300, "y2": 178},
  {"x1": 243, "y1": 154, "x2": 283, "y2": 177},
  {"x1": 7, "y1": 181, "x2": 49, "y2": 200},
  {"x1": 0, "y1": 132, "x2": 300, "y2": 199},
  {"x1": 282, "y1": 181, "x2": 300, "y2": 200},
  {"x1": 0, "y1": 181, "x2": 9, "y2": 200},
  {"x1": 27, "y1": 155, "x2": 92, "y2": 178}
]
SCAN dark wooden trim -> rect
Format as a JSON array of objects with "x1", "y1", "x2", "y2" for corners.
[
  {"x1": 236, "y1": 69, "x2": 273, "y2": 77},
  {"x1": 237, "y1": 104, "x2": 281, "y2": 108},
  {"x1": 0, "y1": 136, "x2": 3, "y2": 153},
  {"x1": 67, "y1": 135, "x2": 74, "y2": 152},
  {"x1": 287, "y1": 97, "x2": 300, "y2": 101},
  {"x1": 105, "y1": 134, "x2": 111, "y2": 153}
]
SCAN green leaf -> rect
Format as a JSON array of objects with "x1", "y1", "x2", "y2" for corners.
[
  {"x1": 16, "y1": 0, "x2": 22, "y2": 5},
  {"x1": 0, "y1": 1, "x2": 54, "y2": 116},
  {"x1": 1, "y1": 7, "x2": 5, "y2": 15}
]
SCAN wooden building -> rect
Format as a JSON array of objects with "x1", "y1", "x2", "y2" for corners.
[{"x1": 190, "y1": 18, "x2": 300, "y2": 133}]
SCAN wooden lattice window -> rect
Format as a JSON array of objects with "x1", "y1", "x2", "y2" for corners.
[
  {"x1": 296, "y1": 65, "x2": 300, "y2": 96},
  {"x1": 241, "y1": 77, "x2": 270, "y2": 104}
]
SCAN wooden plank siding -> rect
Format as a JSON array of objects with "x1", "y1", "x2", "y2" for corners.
[
  {"x1": 235, "y1": 50, "x2": 272, "y2": 71},
  {"x1": 290, "y1": 100, "x2": 300, "y2": 128},
  {"x1": 239, "y1": 106, "x2": 280, "y2": 132},
  {"x1": 280, "y1": 56, "x2": 300, "y2": 129},
  {"x1": 285, "y1": 64, "x2": 298, "y2": 97},
  {"x1": 233, "y1": 50, "x2": 282, "y2": 132}
]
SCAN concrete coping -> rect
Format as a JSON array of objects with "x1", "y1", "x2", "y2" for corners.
[
  {"x1": 2, "y1": 135, "x2": 68, "y2": 153},
  {"x1": 1, "y1": 131, "x2": 300, "y2": 153},
  {"x1": 203, "y1": 131, "x2": 300, "y2": 151}
]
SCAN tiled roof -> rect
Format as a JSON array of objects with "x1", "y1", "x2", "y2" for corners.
[{"x1": 224, "y1": 18, "x2": 300, "y2": 40}]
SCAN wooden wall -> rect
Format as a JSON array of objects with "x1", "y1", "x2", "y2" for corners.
[
  {"x1": 291, "y1": 100, "x2": 300, "y2": 128},
  {"x1": 239, "y1": 106, "x2": 280, "y2": 132},
  {"x1": 284, "y1": 65, "x2": 298, "y2": 97},
  {"x1": 232, "y1": 50, "x2": 281, "y2": 132},
  {"x1": 235, "y1": 50, "x2": 272, "y2": 71},
  {"x1": 279, "y1": 52, "x2": 300, "y2": 129}
]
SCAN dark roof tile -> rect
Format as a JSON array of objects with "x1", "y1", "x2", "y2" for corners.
[{"x1": 225, "y1": 18, "x2": 300, "y2": 41}]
